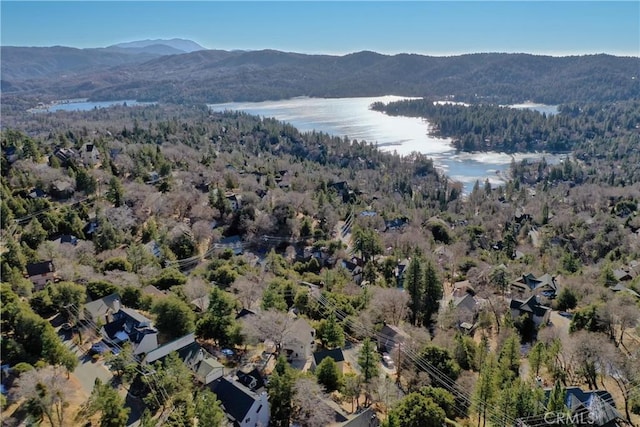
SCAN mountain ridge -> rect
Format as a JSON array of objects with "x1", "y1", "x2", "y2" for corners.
[
  {"x1": 1, "y1": 47, "x2": 638, "y2": 105},
  {"x1": 107, "y1": 38, "x2": 206, "y2": 53}
]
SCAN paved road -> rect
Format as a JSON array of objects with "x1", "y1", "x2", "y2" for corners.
[{"x1": 61, "y1": 332, "x2": 114, "y2": 393}]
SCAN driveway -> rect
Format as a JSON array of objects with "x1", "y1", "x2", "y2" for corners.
[{"x1": 65, "y1": 337, "x2": 114, "y2": 394}]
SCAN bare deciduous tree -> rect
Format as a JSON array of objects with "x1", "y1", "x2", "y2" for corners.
[
  {"x1": 192, "y1": 220, "x2": 213, "y2": 246},
  {"x1": 242, "y1": 310, "x2": 296, "y2": 352},
  {"x1": 370, "y1": 287, "x2": 409, "y2": 326},
  {"x1": 11, "y1": 367, "x2": 75, "y2": 427},
  {"x1": 292, "y1": 377, "x2": 335, "y2": 427},
  {"x1": 184, "y1": 276, "x2": 211, "y2": 311},
  {"x1": 231, "y1": 275, "x2": 265, "y2": 310}
]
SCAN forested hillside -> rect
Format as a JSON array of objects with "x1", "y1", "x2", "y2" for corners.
[
  {"x1": 2, "y1": 49, "x2": 638, "y2": 105},
  {"x1": 1, "y1": 101, "x2": 639, "y2": 426},
  {"x1": 372, "y1": 98, "x2": 640, "y2": 155}
]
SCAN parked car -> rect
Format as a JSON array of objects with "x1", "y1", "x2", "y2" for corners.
[
  {"x1": 89, "y1": 341, "x2": 119, "y2": 356},
  {"x1": 382, "y1": 352, "x2": 395, "y2": 369}
]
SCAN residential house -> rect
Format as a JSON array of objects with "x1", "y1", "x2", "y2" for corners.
[
  {"x1": 142, "y1": 333, "x2": 225, "y2": 384},
  {"x1": 52, "y1": 234, "x2": 79, "y2": 246},
  {"x1": 81, "y1": 143, "x2": 100, "y2": 167},
  {"x1": 311, "y1": 348, "x2": 345, "y2": 373},
  {"x1": 209, "y1": 377, "x2": 270, "y2": 427},
  {"x1": 53, "y1": 147, "x2": 76, "y2": 165},
  {"x1": 50, "y1": 180, "x2": 75, "y2": 199},
  {"x1": 613, "y1": 269, "x2": 633, "y2": 282},
  {"x1": 452, "y1": 293, "x2": 480, "y2": 330},
  {"x1": 341, "y1": 259, "x2": 363, "y2": 285},
  {"x1": 283, "y1": 318, "x2": 316, "y2": 362},
  {"x1": 452, "y1": 280, "x2": 476, "y2": 298},
  {"x1": 84, "y1": 293, "x2": 121, "y2": 325},
  {"x1": 101, "y1": 307, "x2": 158, "y2": 356},
  {"x1": 609, "y1": 283, "x2": 640, "y2": 299},
  {"x1": 28, "y1": 188, "x2": 47, "y2": 199},
  {"x1": 143, "y1": 333, "x2": 198, "y2": 365},
  {"x1": 384, "y1": 217, "x2": 409, "y2": 232},
  {"x1": 193, "y1": 354, "x2": 225, "y2": 385},
  {"x1": 225, "y1": 193, "x2": 242, "y2": 212},
  {"x1": 518, "y1": 387, "x2": 623, "y2": 427},
  {"x1": 509, "y1": 295, "x2": 551, "y2": 327},
  {"x1": 26, "y1": 260, "x2": 56, "y2": 291},
  {"x1": 220, "y1": 235, "x2": 243, "y2": 255},
  {"x1": 377, "y1": 324, "x2": 409, "y2": 353},
  {"x1": 510, "y1": 272, "x2": 559, "y2": 298}
]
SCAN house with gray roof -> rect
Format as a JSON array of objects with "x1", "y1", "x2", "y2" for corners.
[
  {"x1": 101, "y1": 307, "x2": 158, "y2": 356},
  {"x1": 377, "y1": 324, "x2": 409, "y2": 353},
  {"x1": 452, "y1": 293, "x2": 480, "y2": 329},
  {"x1": 84, "y1": 293, "x2": 121, "y2": 324},
  {"x1": 142, "y1": 333, "x2": 225, "y2": 384},
  {"x1": 209, "y1": 377, "x2": 270, "y2": 427},
  {"x1": 509, "y1": 295, "x2": 551, "y2": 327},
  {"x1": 510, "y1": 272, "x2": 559, "y2": 298},
  {"x1": 312, "y1": 348, "x2": 345, "y2": 373}
]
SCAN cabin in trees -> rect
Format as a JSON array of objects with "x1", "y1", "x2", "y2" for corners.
[
  {"x1": 209, "y1": 376, "x2": 270, "y2": 427},
  {"x1": 518, "y1": 387, "x2": 623, "y2": 427},
  {"x1": 225, "y1": 193, "x2": 242, "y2": 212},
  {"x1": 452, "y1": 293, "x2": 481, "y2": 331},
  {"x1": 311, "y1": 348, "x2": 345, "y2": 374},
  {"x1": 510, "y1": 272, "x2": 559, "y2": 298},
  {"x1": 142, "y1": 333, "x2": 224, "y2": 384},
  {"x1": 377, "y1": 324, "x2": 408, "y2": 353},
  {"x1": 80, "y1": 143, "x2": 101, "y2": 167},
  {"x1": 101, "y1": 307, "x2": 159, "y2": 356},
  {"x1": 509, "y1": 295, "x2": 551, "y2": 328},
  {"x1": 25, "y1": 260, "x2": 56, "y2": 291}
]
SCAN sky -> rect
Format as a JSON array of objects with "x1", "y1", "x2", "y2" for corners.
[{"x1": 1, "y1": 1, "x2": 638, "y2": 57}]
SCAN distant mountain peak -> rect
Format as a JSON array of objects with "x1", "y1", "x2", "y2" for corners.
[{"x1": 108, "y1": 38, "x2": 206, "y2": 53}]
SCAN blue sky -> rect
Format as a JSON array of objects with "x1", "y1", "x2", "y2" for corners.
[{"x1": 1, "y1": 1, "x2": 638, "y2": 56}]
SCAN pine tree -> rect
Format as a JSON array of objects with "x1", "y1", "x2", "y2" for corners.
[
  {"x1": 422, "y1": 260, "x2": 443, "y2": 326},
  {"x1": 106, "y1": 176, "x2": 124, "y2": 207},
  {"x1": 473, "y1": 354, "x2": 497, "y2": 427},
  {"x1": 405, "y1": 257, "x2": 424, "y2": 326},
  {"x1": 194, "y1": 389, "x2": 225, "y2": 427},
  {"x1": 498, "y1": 334, "x2": 520, "y2": 381},
  {"x1": 528, "y1": 341, "x2": 546, "y2": 377},
  {"x1": 547, "y1": 381, "x2": 566, "y2": 414},
  {"x1": 318, "y1": 313, "x2": 345, "y2": 349},
  {"x1": 79, "y1": 379, "x2": 130, "y2": 427},
  {"x1": 268, "y1": 355, "x2": 296, "y2": 427},
  {"x1": 316, "y1": 357, "x2": 342, "y2": 392},
  {"x1": 357, "y1": 338, "x2": 380, "y2": 384}
]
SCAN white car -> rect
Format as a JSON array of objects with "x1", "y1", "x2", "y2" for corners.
[{"x1": 382, "y1": 353, "x2": 395, "y2": 369}]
